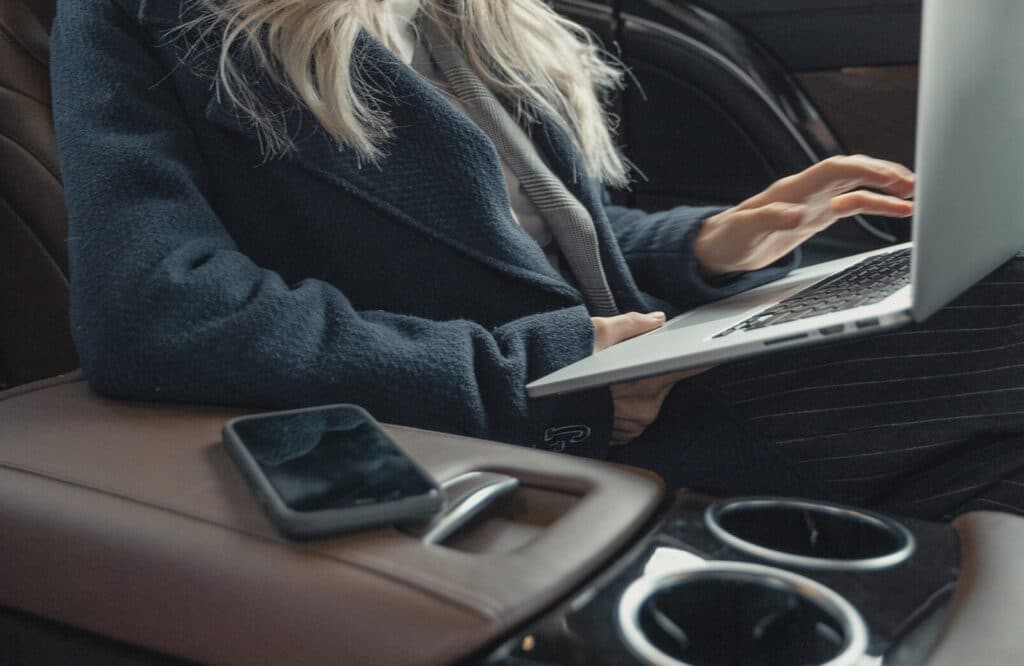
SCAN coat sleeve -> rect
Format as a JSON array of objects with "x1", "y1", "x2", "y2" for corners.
[
  {"x1": 50, "y1": 0, "x2": 613, "y2": 455},
  {"x1": 604, "y1": 202, "x2": 800, "y2": 310}
]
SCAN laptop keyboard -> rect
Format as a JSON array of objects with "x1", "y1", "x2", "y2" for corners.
[{"x1": 714, "y1": 248, "x2": 911, "y2": 338}]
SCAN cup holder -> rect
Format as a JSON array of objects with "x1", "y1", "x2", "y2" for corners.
[
  {"x1": 619, "y1": 561, "x2": 867, "y2": 666},
  {"x1": 705, "y1": 498, "x2": 915, "y2": 571}
]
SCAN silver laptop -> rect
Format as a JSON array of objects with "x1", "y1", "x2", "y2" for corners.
[{"x1": 528, "y1": 0, "x2": 1024, "y2": 398}]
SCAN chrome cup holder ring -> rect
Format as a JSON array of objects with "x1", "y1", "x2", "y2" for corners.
[
  {"x1": 618, "y1": 561, "x2": 869, "y2": 666},
  {"x1": 705, "y1": 497, "x2": 916, "y2": 571}
]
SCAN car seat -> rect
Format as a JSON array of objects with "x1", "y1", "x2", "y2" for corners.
[{"x1": 0, "y1": 0, "x2": 75, "y2": 391}]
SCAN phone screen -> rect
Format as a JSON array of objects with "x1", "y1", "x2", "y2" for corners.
[{"x1": 231, "y1": 407, "x2": 437, "y2": 513}]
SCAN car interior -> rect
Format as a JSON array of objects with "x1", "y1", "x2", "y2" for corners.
[{"x1": 2, "y1": 0, "x2": 1024, "y2": 664}]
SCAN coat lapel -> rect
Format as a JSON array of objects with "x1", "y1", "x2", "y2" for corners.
[
  {"x1": 135, "y1": 0, "x2": 599, "y2": 301},
  {"x1": 196, "y1": 33, "x2": 581, "y2": 300}
]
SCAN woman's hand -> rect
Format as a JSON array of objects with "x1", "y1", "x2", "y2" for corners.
[
  {"x1": 592, "y1": 312, "x2": 706, "y2": 444},
  {"x1": 694, "y1": 155, "x2": 916, "y2": 276},
  {"x1": 592, "y1": 311, "x2": 667, "y2": 353},
  {"x1": 608, "y1": 369, "x2": 703, "y2": 444}
]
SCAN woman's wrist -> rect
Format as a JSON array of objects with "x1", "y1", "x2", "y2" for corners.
[{"x1": 693, "y1": 209, "x2": 740, "y2": 277}]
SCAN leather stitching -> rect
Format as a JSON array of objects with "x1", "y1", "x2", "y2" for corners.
[
  {"x1": 0, "y1": 117, "x2": 61, "y2": 183},
  {"x1": 0, "y1": 22, "x2": 47, "y2": 69},
  {"x1": 0, "y1": 73, "x2": 48, "y2": 107},
  {"x1": 0, "y1": 191, "x2": 67, "y2": 278}
]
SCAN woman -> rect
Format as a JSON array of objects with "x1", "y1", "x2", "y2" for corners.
[{"x1": 51, "y1": 0, "x2": 1024, "y2": 519}]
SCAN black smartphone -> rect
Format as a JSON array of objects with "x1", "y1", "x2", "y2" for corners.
[{"x1": 222, "y1": 404, "x2": 444, "y2": 539}]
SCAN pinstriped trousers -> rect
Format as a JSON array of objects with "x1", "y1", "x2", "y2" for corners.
[{"x1": 608, "y1": 257, "x2": 1024, "y2": 521}]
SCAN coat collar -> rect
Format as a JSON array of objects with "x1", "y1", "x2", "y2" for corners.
[
  {"x1": 136, "y1": 0, "x2": 591, "y2": 301},
  {"x1": 131, "y1": 0, "x2": 591, "y2": 194}
]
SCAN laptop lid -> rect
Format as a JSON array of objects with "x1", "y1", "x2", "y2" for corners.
[{"x1": 911, "y1": 0, "x2": 1024, "y2": 321}]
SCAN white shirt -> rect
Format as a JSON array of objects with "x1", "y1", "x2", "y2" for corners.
[{"x1": 385, "y1": 4, "x2": 560, "y2": 269}]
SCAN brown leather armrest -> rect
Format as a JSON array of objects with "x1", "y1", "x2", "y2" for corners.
[
  {"x1": 0, "y1": 375, "x2": 663, "y2": 665},
  {"x1": 926, "y1": 511, "x2": 1024, "y2": 665}
]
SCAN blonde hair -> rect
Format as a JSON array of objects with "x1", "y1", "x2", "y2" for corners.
[{"x1": 187, "y1": 0, "x2": 629, "y2": 185}]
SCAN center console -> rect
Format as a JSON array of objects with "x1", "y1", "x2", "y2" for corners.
[
  {"x1": 482, "y1": 494, "x2": 961, "y2": 665},
  {"x1": 2, "y1": 375, "x2": 1024, "y2": 665}
]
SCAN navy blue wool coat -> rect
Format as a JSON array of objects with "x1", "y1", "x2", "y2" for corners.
[{"x1": 51, "y1": 0, "x2": 795, "y2": 458}]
